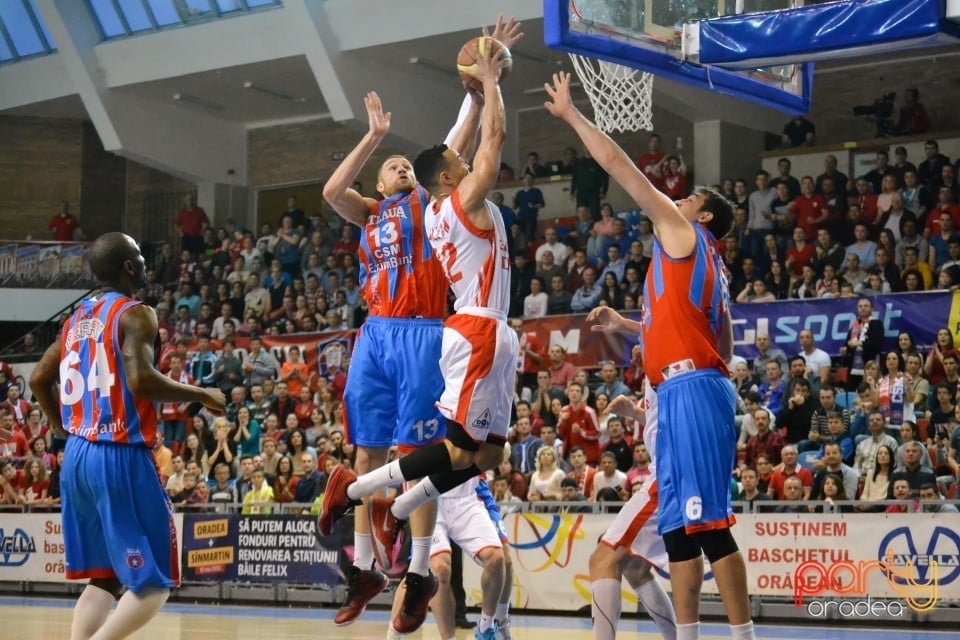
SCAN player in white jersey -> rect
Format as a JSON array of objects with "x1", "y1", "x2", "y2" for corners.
[
  {"x1": 593, "y1": 379, "x2": 677, "y2": 640},
  {"x1": 321, "y1": 45, "x2": 516, "y2": 640},
  {"x1": 388, "y1": 477, "x2": 506, "y2": 640}
]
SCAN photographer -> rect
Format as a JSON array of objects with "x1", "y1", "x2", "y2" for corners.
[{"x1": 896, "y1": 88, "x2": 931, "y2": 135}]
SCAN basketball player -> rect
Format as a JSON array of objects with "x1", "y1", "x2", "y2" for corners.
[
  {"x1": 388, "y1": 477, "x2": 507, "y2": 640},
  {"x1": 29, "y1": 232, "x2": 226, "y2": 640},
  {"x1": 319, "y1": 15, "x2": 522, "y2": 632},
  {"x1": 320, "y1": 44, "x2": 518, "y2": 640},
  {"x1": 545, "y1": 73, "x2": 755, "y2": 640},
  {"x1": 592, "y1": 375, "x2": 676, "y2": 640}
]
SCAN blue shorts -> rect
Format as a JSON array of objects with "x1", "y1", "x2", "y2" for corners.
[
  {"x1": 475, "y1": 478, "x2": 508, "y2": 542},
  {"x1": 61, "y1": 437, "x2": 178, "y2": 592},
  {"x1": 344, "y1": 316, "x2": 446, "y2": 448},
  {"x1": 655, "y1": 370, "x2": 737, "y2": 536}
]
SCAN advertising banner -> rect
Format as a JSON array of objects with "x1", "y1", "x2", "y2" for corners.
[
  {"x1": 180, "y1": 513, "x2": 341, "y2": 586},
  {"x1": 0, "y1": 513, "x2": 183, "y2": 584},
  {"x1": 467, "y1": 512, "x2": 960, "y2": 614}
]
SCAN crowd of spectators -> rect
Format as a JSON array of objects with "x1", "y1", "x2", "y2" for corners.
[{"x1": 3, "y1": 132, "x2": 960, "y2": 518}]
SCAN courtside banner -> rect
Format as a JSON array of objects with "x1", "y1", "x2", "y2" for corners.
[
  {"x1": 180, "y1": 513, "x2": 340, "y2": 585},
  {"x1": 0, "y1": 513, "x2": 183, "y2": 583},
  {"x1": 467, "y1": 512, "x2": 960, "y2": 611},
  {"x1": 729, "y1": 291, "x2": 953, "y2": 360}
]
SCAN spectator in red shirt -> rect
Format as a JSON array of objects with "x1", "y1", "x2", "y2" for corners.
[
  {"x1": 0, "y1": 458, "x2": 24, "y2": 507},
  {"x1": 2, "y1": 385, "x2": 31, "y2": 429},
  {"x1": 557, "y1": 382, "x2": 600, "y2": 465},
  {"x1": 852, "y1": 178, "x2": 879, "y2": 226},
  {"x1": 331, "y1": 226, "x2": 359, "y2": 267},
  {"x1": 622, "y1": 344, "x2": 645, "y2": 394},
  {"x1": 566, "y1": 447, "x2": 597, "y2": 499},
  {"x1": 174, "y1": 194, "x2": 210, "y2": 259},
  {"x1": 635, "y1": 133, "x2": 666, "y2": 188},
  {"x1": 657, "y1": 156, "x2": 688, "y2": 200},
  {"x1": 766, "y1": 444, "x2": 813, "y2": 500},
  {"x1": 548, "y1": 345, "x2": 577, "y2": 391},
  {"x1": 785, "y1": 228, "x2": 814, "y2": 277},
  {"x1": 789, "y1": 176, "x2": 828, "y2": 240},
  {"x1": 510, "y1": 318, "x2": 546, "y2": 392},
  {"x1": 924, "y1": 186, "x2": 960, "y2": 239},
  {"x1": 48, "y1": 201, "x2": 83, "y2": 242},
  {"x1": 895, "y1": 89, "x2": 930, "y2": 136}
]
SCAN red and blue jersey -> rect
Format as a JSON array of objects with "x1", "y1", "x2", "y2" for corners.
[
  {"x1": 60, "y1": 291, "x2": 160, "y2": 448},
  {"x1": 358, "y1": 185, "x2": 447, "y2": 319},
  {"x1": 641, "y1": 224, "x2": 730, "y2": 387}
]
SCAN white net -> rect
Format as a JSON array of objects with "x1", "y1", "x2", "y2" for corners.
[{"x1": 568, "y1": 53, "x2": 654, "y2": 134}]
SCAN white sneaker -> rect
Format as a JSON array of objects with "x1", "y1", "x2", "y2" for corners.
[
  {"x1": 386, "y1": 624, "x2": 403, "y2": 640},
  {"x1": 495, "y1": 616, "x2": 512, "y2": 640}
]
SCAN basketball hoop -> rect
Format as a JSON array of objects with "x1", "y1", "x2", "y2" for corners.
[{"x1": 568, "y1": 53, "x2": 654, "y2": 134}]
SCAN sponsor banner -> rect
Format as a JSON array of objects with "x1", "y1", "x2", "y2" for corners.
[
  {"x1": 466, "y1": 512, "x2": 960, "y2": 611},
  {"x1": 0, "y1": 513, "x2": 183, "y2": 584},
  {"x1": 730, "y1": 291, "x2": 953, "y2": 360},
  {"x1": 180, "y1": 513, "x2": 340, "y2": 585},
  {"x1": 38, "y1": 245, "x2": 61, "y2": 281},
  {"x1": 516, "y1": 313, "x2": 641, "y2": 370}
]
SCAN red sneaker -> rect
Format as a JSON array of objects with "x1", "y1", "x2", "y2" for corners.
[
  {"x1": 391, "y1": 572, "x2": 438, "y2": 634},
  {"x1": 370, "y1": 497, "x2": 405, "y2": 570},
  {"x1": 334, "y1": 565, "x2": 388, "y2": 626},
  {"x1": 317, "y1": 466, "x2": 358, "y2": 537}
]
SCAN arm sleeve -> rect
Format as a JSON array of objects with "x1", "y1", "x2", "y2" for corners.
[{"x1": 443, "y1": 94, "x2": 475, "y2": 150}]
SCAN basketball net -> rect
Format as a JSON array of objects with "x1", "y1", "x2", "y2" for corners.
[{"x1": 568, "y1": 53, "x2": 654, "y2": 134}]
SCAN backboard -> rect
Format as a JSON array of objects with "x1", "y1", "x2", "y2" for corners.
[{"x1": 544, "y1": 0, "x2": 813, "y2": 114}]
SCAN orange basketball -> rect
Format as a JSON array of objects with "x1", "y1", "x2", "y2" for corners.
[{"x1": 456, "y1": 36, "x2": 512, "y2": 92}]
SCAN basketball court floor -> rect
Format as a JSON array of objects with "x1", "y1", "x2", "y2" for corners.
[{"x1": 5, "y1": 596, "x2": 955, "y2": 640}]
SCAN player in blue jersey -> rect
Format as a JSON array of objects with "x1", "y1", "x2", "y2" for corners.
[
  {"x1": 30, "y1": 232, "x2": 225, "y2": 640},
  {"x1": 319, "y1": 15, "x2": 522, "y2": 634},
  {"x1": 546, "y1": 73, "x2": 755, "y2": 640}
]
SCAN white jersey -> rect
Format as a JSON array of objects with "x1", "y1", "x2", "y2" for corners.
[{"x1": 426, "y1": 191, "x2": 511, "y2": 315}]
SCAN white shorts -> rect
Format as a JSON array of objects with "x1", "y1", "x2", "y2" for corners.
[
  {"x1": 437, "y1": 311, "x2": 518, "y2": 444},
  {"x1": 599, "y1": 473, "x2": 667, "y2": 569},
  {"x1": 431, "y1": 493, "x2": 503, "y2": 565},
  {"x1": 600, "y1": 381, "x2": 666, "y2": 569}
]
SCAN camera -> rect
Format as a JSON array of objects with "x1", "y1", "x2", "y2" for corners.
[{"x1": 852, "y1": 92, "x2": 896, "y2": 137}]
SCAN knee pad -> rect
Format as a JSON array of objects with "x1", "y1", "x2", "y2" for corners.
[
  {"x1": 445, "y1": 419, "x2": 480, "y2": 452},
  {"x1": 662, "y1": 528, "x2": 702, "y2": 563},
  {"x1": 695, "y1": 528, "x2": 739, "y2": 564}
]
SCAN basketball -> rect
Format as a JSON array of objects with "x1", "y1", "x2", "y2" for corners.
[{"x1": 457, "y1": 36, "x2": 512, "y2": 92}]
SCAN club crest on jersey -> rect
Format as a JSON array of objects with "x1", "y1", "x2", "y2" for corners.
[
  {"x1": 473, "y1": 409, "x2": 491, "y2": 429},
  {"x1": 126, "y1": 549, "x2": 145, "y2": 570}
]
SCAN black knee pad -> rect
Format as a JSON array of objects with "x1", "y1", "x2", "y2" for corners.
[
  {"x1": 695, "y1": 528, "x2": 739, "y2": 564},
  {"x1": 444, "y1": 419, "x2": 480, "y2": 452},
  {"x1": 662, "y1": 527, "x2": 702, "y2": 563}
]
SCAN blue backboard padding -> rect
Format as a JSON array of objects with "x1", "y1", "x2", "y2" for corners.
[
  {"x1": 543, "y1": 0, "x2": 812, "y2": 115},
  {"x1": 699, "y1": 0, "x2": 952, "y2": 68}
]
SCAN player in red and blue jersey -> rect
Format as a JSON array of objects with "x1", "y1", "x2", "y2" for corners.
[
  {"x1": 30, "y1": 232, "x2": 225, "y2": 640},
  {"x1": 546, "y1": 73, "x2": 756, "y2": 640}
]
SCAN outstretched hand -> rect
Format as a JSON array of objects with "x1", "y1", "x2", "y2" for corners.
[
  {"x1": 604, "y1": 395, "x2": 643, "y2": 422},
  {"x1": 544, "y1": 72, "x2": 577, "y2": 120},
  {"x1": 484, "y1": 14, "x2": 524, "y2": 49},
  {"x1": 473, "y1": 40, "x2": 505, "y2": 86},
  {"x1": 364, "y1": 92, "x2": 391, "y2": 138},
  {"x1": 586, "y1": 305, "x2": 625, "y2": 334}
]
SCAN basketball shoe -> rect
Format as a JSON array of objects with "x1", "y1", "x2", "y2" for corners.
[{"x1": 334, "y1": 564, "x2": 388, "y2": 626}]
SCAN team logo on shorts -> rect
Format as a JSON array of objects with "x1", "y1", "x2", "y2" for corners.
[
  {"x1": 126, "y1": 549, "x2": 145, "y2": 570},
  {"x1": 473, "y1": 409, "x2": 491, "y2": 430}
]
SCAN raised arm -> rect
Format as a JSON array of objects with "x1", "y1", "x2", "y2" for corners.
[
  {"x1": 322, "y1": 92, "x2": 389, "y2": 226},
  {"x1": 544, "y1": 72, "x2": 695, "y2": 258},
  {"x1": 454, "y1": 47, "x2": 507, "y2": 229}
]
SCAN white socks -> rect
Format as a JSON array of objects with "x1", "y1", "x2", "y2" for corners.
[
  {"x1": 391, "y1": 477, "x2": 441, "y2": 521},
  {"x1": 677, "y1": 622, "x2": 700, "y2": 640},
  {"x1": 71, "y1": 584, "x2": 115, "y2": 640},
  {"x1": 495, "y1": 601, "x2": 510, "y2": 623},
  {"x1": 353, "y1": 532, "x2": 373, "y2": 570},
  {"x1": 88, "y1": 588, "x2": 169, "y2": 640},
  {"x1": 478, "y1": 612, "x2": 495, "y2": 633},
  {"x1": 636, "y1": 578, "x2": 677, "y2": 640},
  {"x1": 591, "y1": 578, "x2": 622, "y2": 640},
  {"x1": 408, "y1": 537, "x2": 432, "y2": 577},
  {"x1": 730, "y1": 621, "x2": 756, "y2": 640},
  {"x1": 347, "y1": 460, "x2": 404, "y2": 501}
]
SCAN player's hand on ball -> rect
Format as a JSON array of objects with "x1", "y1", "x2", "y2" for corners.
[
  {"x1": 474, "y1": 42, "x2": 505, "y2": 85},
  {"x1": 364, "y1": 92, "x2": 391, "y2": 139},
  {"x1": 544, "y1": 72, "x2": 576, "y2": 120},
  {"x1": 485, "y1": 14, "x2": 524, "y2": 49}
]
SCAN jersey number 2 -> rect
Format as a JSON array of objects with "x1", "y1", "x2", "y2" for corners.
[{"x1": 60, "y1": 346, "x2": 116, "y2": 405}]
